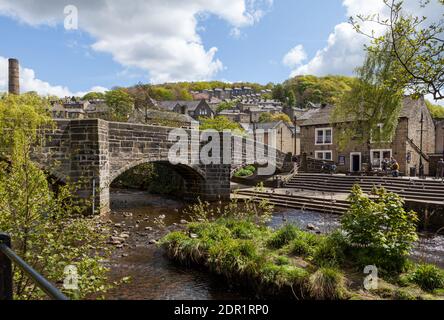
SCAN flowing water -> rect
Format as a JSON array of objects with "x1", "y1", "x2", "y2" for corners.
[{"x1": 102, "y1": 189, "x2": 444, "y2": 300}]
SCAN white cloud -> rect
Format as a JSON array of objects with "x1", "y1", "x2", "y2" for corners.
[
  {"x1": 285, "y1": 0, "x2": 443, "y2": 78},
  {"x1": 282, "y1": 45, "x2": 307, "y2": 68},
  {"x1": 0, "y1": 56, "x2": 108, "y2": 97},
  {"x1": 0, "y1": 0, "x2": 272, "y2": 83}
]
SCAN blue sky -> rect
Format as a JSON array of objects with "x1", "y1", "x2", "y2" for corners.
[
  {"x1": 0, "y1": 0, "x2": 354, "y2": 95},
  {"x1": 0, "y1": 0, "x2": 442, "y2": 102}
]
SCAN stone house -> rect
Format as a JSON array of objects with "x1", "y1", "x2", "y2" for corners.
[
  {"x1": 429, "y1": 118, "x2": 444, "y2": 175},
  {"x1": 50, "y1": 101, "x2": 87, "y2": 119},
  {"x1": 434, "y1": 119, "x2": 444, "y2": 155},
  {"x1": 85, "y1": 100, "x2": 110, "y2": 118},
  {"x1": 299, "y1": 97, "x2": 436, "y2": 176},
  {"x1": 158, "y1": 99, "x2": 215, "y2": 120},
  {"x1": 241, "y1": 121, "x2": 299, "y2": 155},
  {"x1": 219, "y1": 110, "x2": 250, "y2": 123},
  {"x1": 129, "y1": 109, "x2": 196, "y2": 128}
]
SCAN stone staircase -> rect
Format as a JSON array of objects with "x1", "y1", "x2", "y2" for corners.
[
  {"x1": 234, "y1": 189, "x2": 348, "y2": 214},
  {"x1": 285, "y1": 173, "x2": 444, "y2": 204}
]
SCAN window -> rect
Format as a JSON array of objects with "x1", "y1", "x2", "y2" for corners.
[
  {"x1": 371, "y1": 149, "x2": 392, "y2": 168},
  {"x1": 315, "y1": 128, "x2": 333, "y2": 145},
  {"x1": 371, "y1": 123, "x2": 392, "y2": 143},
  {"x1": 315, "y1": 151, "x2": 332, "y2": 161}
]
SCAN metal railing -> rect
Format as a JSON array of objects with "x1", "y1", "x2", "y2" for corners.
[{"x1": 0, "y1": 233, "x2": 69, "y2": 300}]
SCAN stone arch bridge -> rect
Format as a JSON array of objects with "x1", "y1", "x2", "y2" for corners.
[{"x1": 37, "y1": 119, "x2": 289, "y2": 214}]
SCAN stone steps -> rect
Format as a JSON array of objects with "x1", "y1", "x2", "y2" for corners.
[
  {"x1": 285, "y1": 174, "x2": 444, "y2": 204},
  {"x1": 235, "y1": 190, "x2": 348, "y2": 214}
]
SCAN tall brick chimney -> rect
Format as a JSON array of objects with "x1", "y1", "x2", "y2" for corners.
[{"x1": 8, "y1": 58, "x2": 20, "y2": 95}]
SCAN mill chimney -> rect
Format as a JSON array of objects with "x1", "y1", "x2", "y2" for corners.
[{"x1": 8, "y1": 58, "x2": 20, "y2": 95}]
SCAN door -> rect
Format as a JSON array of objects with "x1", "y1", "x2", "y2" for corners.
[{"x1": 350, "y1": 153, "x2": 361, "y2": 172}]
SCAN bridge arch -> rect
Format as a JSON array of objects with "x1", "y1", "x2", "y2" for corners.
[
  {"x1": 109, "y1": 159, "x2": 205, "y2": 185},
  {"x1": 108, "y1": 159, "x2": 207, "y2": 201}
]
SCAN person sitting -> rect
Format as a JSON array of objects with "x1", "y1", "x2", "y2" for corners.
[{"x1": 392, "y1": 160, "x2": 400, "y2": 177}]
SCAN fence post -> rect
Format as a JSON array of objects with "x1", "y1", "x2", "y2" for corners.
[{"x1": 0, "y1": 233, "x2": 13, "y2": 300}]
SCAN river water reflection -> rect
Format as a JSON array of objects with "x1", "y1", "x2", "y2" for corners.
[{"x1": 103, "y1": 190, "x2": 444, "y2": 300}]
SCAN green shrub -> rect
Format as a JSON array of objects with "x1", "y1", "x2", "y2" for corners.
[
  {"x1": 312, "y1": 233, "x2": 346, "y2": 267},
  {"x1": 161, "y1": 232, "x2": 207, "y2": 265},
  {"x1": 309, "y1": 267, "x2": 348, "y2": 300},
  {"x1": 220, "y1": 218, "x2": 263, "y2": 240},
  {"x1": 267, "y1": 224, "x2": 300, "y2": 249},
  {"x1": 409, "y1": 264, "x2": 444, "y2": 292},
  {"x1": 234, "y1": 168, "x2": 254, "y2": 177},
  {"x1": 260, "y1": 263, "x2": 309, "y2": 288},
  {"x1": 290, "y1": 238, "x2": 313, "y2": 257},
  {"x1": 244, "y1": 165, "x2": 256, "y2": 172},
  {"x1": 341, "y1": 186, "x2": 418, "y2": 272},
  {"x1": 188, "y1": 222, "x2": 231, "y2": 242},
  {"x1": 208, "y1": 239, "x2": 260, "y2": 277},
  {"x1": 350, "y1": 248, "x2": 408, "y2": 274},
  {"x1": 275, "y1": 256, "x2": 290, "y2": 266}
]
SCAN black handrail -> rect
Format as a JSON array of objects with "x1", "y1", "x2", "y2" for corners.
[{"x1": 0, "y1": 233, "x2": 69, "y2": 300}]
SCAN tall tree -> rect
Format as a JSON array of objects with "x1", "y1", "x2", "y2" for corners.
[
  {"x1": 333, "y1": 41, "x2": 404, "y2": 164},
  {"x1": 351, "y1": 0, "x2": 444, "y2": 100},
  {"x1": 105, "y1": 89, "x2": 135, "y2": 122},
  {"x1": 199, "y1": 116, "x2": 244, "y2": 132},
  {"x1": 286, "y1": 89, "x2": 296, "y2": 107},
  {"x1": 272, "y1": 84, "x2": 286, "y2": 103},
  {"x1": 0, "y1": 94, "x2": 112, "y2": 299}
]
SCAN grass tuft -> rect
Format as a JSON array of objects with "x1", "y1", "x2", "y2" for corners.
[{"x1": 309, "y1": 267, "x2": 348, "y2": 300}]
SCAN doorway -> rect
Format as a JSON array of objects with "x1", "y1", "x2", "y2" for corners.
[{"x1": 350, "y1": 152, "x2": 361, "y2": 173}]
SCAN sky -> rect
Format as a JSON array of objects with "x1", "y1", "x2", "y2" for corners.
[{"x1": 0, "y1": 0, "x2": 442, "y2": 103}]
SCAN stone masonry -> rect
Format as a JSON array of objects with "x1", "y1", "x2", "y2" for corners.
[{"x1": 37, "y1": 119, "x2": 287, "y2": 214}]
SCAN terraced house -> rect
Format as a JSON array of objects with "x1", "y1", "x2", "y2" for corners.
[
  {"x1": 158, "y1": 99, "x2": 215, "y2": 120},
  {"x1": 299, "y1": 97, "x2": 436, "y2": 176}
]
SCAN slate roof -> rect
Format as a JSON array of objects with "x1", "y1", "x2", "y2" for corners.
[
  {"x1": 299, "y1": 97, "x2": 424, "y2": 126},
  {"x1": 241, "y1": 121, "x2": 297, "y2": 134},
  {"x1": 158, "y1": 100, "x2": 206, "y2": 112},
  {"x1": 129, "y1": 109, "x2": 195, "y2": 124}
]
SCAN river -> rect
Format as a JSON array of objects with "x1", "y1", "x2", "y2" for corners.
[{"x1": 102, "y1": 189, "x2": 444, "y2": 300}]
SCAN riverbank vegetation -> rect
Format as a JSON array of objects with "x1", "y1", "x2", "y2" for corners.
[
  {"x1": 160, "y1": 186, "x2": 444, "y2": 300},
  {"x1": 0, "y1": 94, "x2": 114, "y2": 299}
]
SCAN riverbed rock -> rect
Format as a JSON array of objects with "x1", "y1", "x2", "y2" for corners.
[
  {"x1": 306, "y1": 224, "x2": 316, "y2": 231},
  {"x1": 114, "y1": 223, "x2": 123, "y2": 228},
  {"x1": 145, "y1": 227, "x2": 153, "y2": 231},
  {"x1": 119, "y1": 233, "x2": 130, "y2": 239},
  {"x1": 149, "y1": 239, "x2": 157, "y2": 245},
  {"x1": 109, "y1": 236, "x2": 126, "y2": 245},
  {"x1": 180, "y1": 219, "x2": 188, "y2": 224},
  {"x1": 190, "y1": 233, "x2": 199, "y2": 239}
]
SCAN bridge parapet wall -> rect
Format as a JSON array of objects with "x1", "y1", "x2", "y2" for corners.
[{"x1": 38, "y1": 119, "x2": 287, "y2": 214}]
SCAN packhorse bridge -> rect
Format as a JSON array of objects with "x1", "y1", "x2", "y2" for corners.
[{"x1": 36, "y1": 119, "x2": 289, "y2": 214}]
